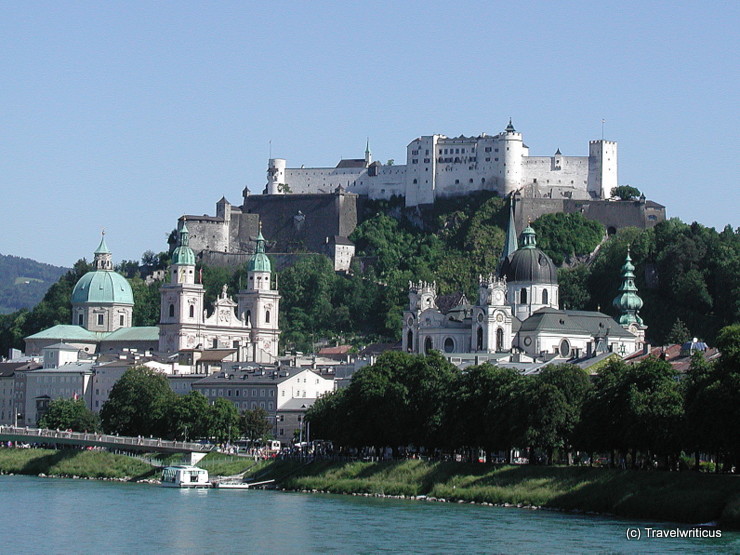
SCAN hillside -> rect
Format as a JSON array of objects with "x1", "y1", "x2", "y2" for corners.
[{"x1": 0, "y1": 254, "x2": 68, "y2": 314}]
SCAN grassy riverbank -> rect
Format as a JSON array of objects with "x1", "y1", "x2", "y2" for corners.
[
  {"x1": 0, "y1": 448, "x2": 155, "y2": 480},
  {"x1": 248, "y1": 459, "x2": 740, "y2": 528}
]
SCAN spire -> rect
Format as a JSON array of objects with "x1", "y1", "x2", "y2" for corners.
[
  {"x1": 172, "y1": 219, "x2": 195, "y2": 266},
  {"x1": 501, "y1": 196, "x2": 519, "y2": 265},
  {"x1": 93, "y1": 231, "x2": 113, "y2": 270},
  {"x1": 248, "y1": 223, "x2": 271, "y2": 274},
  {"x1": 365, "y1": 138, "x2": 372, "y2": 165},
  {"x1": 95, "y1": 231, "x2": 110, "y2": 255},
  {"x1": 612, "y1": 247, "x2": 644, "y2": 326}
]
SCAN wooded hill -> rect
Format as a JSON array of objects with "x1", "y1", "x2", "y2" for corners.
[
  {"x1": 0, "y1": 253, "x2": 68, "y2": 314},
  {"x1": 1, "y1": 192, "x2": 738, "y2": 355}
]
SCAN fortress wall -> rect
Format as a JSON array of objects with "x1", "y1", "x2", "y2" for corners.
[
  {"x1": 515, "y1": 197, "x2": 666, "y2": 233},
  {"x1": 182, "y1": 217, "x2": 229, "y2": 254}
]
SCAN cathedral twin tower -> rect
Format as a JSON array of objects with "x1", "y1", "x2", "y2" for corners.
[{"x1": 158, "y1": 222, "x2": 281, "y2": 363}]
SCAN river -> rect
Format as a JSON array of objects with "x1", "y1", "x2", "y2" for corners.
[{"x1": 0, "y1": 475, "x2": 736, "y2": 554}]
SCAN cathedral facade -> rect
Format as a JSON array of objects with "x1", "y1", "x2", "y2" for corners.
[{"x1": 158, "y1": 222, "x2": 281, "y2": 363}]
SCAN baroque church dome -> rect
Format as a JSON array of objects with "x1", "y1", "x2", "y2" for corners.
[
  {"x1": 71, "y1": 236, "x2": 134, "y2": 306},
  {"x1": 500, "y1": 225, "x2": 557, "y2": 284}
]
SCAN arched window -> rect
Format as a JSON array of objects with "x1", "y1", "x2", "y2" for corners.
[
  {"x1": 77, "y1": 314, "x2": 83, "y2": 326},
  {"x1": 406, "y1": 330, "x2": 414, "y2": 352},
  {"x1": 265, "y1": 310, "x2": 270, "y2": 323},
  {"x1": 520, "y1": 288, "x2": 528, "y2": 304},
  {"x1": 189, "y1": 305, "x2": 195, "y2": 318},
  {"x1": 542, "y1": 289, "x2": 549, "y2": 305},
  {"x1": 496, "y1": 328, "x2": 504, "y2": 351},
  {"x1": 476, "y1": 327, "x2": 483, "y2": 350},
  {"x1": 246, "y1": 310, "x2": 251, "y2": 324},
  {"x1": 443, "y1": 337, "x2": 454, "y2": 353},
  {"x1": 424, "y1": 337, "x2": 433, "y2": 354},
  {"x1": 169, "y1": 304, "x2": 175, "y2": 318}
]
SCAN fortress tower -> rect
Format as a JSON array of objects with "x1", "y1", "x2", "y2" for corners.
[
  {"x1": 501, "y1": 119, "x2": 524, "y2": 196},
  {"x1": 587, "y1": 140, "x2": 618, "y2": 199},
  {"x1": 267, "y1": 158, "x2": 288, "y2": 195}
]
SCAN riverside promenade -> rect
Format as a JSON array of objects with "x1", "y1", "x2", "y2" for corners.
[{"x1": 0, "y1": 425, "x2": 212, "y2": 464}]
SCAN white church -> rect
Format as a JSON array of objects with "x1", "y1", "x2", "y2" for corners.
[
  {"x1": 401, "y1": 202, "x2": 646, "y2": 361},
  {"x1": 266, "y1": 120, "x2": 617, "y2": 206}
]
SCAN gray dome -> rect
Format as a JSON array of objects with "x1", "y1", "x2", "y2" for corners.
[{"x1": 500, "y1": 225, "x2": 557, "y2": 284}]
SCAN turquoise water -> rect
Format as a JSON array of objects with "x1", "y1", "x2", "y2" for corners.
[{"x1": 0, "y1": 475, "x2": 736, "y2": 554}]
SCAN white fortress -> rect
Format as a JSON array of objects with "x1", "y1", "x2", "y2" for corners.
[{"x1": 267, "y1": 121, "x2": 617, "y2": 206}]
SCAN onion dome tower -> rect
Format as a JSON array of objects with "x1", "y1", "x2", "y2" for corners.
[
  {"x1": 500, "y1": 224, "x2": 559, "y2": 320},
  {"x1": 158, "y1": 220, "x2": 205, "y2": 353},
  {"x1": 71, "y1": 233, "x2": 134, "y2": 332},
  {"x1": 612, "y1": 248, "x2": 644, "y2": 326},
  {"x1": 237, "y1": 225, "x2": 281, "y2": 362}
]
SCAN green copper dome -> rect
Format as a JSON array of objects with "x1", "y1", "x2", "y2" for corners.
[
  {"x1": 72, "y1": 270, "x2": 134, "y2": 305},
  {"x1": 172, "y1": 221, "x2": 196, "y2": 266},
  {"x1": 247, "y1": 229, "x2": 271, "y2": 273},
  {"x1": 71, "y1": 237, "x2": 134, "y2": 306}
]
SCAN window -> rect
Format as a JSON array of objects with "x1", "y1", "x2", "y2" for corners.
[
  {"x1": 443, "y1": 337, "x2": 454, "y2": 353},
  {"x1": 542, "y1": 289, "x2": 549, "y2": 305},
  {"x1": 559, "y1": 340, "x2": 571, "y2": 357},
  {"x1": 97, "y1": 314, "x2": 104, "y2": 326},
  {"x1": 424, "y1": 337, "x2": 433, "y2": 354},
  {"x1": 119, "y1": 315, "x2": 125, "y2": 326},
  {"x1": 78, "y1": 314, "x2": 83, "y2": 326},
  {"x1": 169, "y1": 304, "x2": 175, "y2": 318},
  {"x1": 496, "y1": 328, "x2": 504, "y2": 351},
  {"x1": 189, "y1": 305, "x2": 195, "y2": 318},
  {"x1": 265, "y1": 310, "x2": 270, "y2": 323},
  {"x1": 520, "y1": 288, "x2": 528, "y2": 304}
]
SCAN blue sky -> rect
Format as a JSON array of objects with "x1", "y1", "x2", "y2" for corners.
[{"x1": 1, "y1": 1, "x2": 737, "y2": 267}]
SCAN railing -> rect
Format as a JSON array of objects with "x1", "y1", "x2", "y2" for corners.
[{"x1": 0, "y1": 425, "x2": 211, "y2": 453}]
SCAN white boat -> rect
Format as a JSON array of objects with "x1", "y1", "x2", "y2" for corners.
[{"x1": 161, "y1": 465, "x2": 210, "y2": 488}]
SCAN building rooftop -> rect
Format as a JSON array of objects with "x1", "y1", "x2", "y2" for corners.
[
  {"x1": 25, "y1": 325, "x2": 104, "y2": 342},
  {"x1": 103, "y1": 326, "x2": 160, "y2": 342}
]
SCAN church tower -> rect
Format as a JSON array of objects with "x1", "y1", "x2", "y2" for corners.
[
  {"x1": 237, "y1": 227, "x2": 281, "y2": 362},
  {"x1": 472, "y1": 274, "x2": 514, "y2": 352},
  {"x1": 158, "y1": 221, "x2": 206, "y2": 353},
  {"x1": 612, "y1": 248, "x2": 647, "y2": 346}
]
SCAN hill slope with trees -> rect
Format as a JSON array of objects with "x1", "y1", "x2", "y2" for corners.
[{"x1": 0, "y1": 254, "x2": 68, "y2": 314}]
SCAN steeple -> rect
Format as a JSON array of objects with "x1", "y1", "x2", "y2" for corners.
[
  {"x1": 247, "y1": 223, "x2": 272, "y2": 275},
  {"x1": 500, "y1": 196, "x2": 519, "y2": 268},
  {"x1": 612, "y1": 247, "x2": 644, "y2": 326},
  {"x1": 365, "y1": 138, "x2": 372, "y2": 165},
  {"x1": 93, "y1": 231, "x2": 113, "y2": 271},
  {"x1": 172, "y1": 220, "x2": 196, "y2": 266}
]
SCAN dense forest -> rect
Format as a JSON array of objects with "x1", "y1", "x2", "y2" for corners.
[
  {"x1": 0, "y1": 254, "x2": 68, "y2": 314},
  {"x1": 1, "y1": 192, "x2": 738, "y2": 356}
]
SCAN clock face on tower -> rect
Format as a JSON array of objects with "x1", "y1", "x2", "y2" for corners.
[
  {"x1": 494, "y1": 290, "x2": 504, "y2": 304},
  {"x1": 496, "y1": 313, "x2": 504, "y2": 323}
]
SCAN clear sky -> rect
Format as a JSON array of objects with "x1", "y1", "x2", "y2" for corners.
[{"x1": 1, "y1": 1, "x2": 738, "y2": 267}]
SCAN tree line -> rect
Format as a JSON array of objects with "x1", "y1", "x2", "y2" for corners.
[
  {"x1": 39, "y1": 367, "x2": 273, "y2": 445},
  {"x1": 307, "y1": 325, "x2": 740, "y2": 471}
]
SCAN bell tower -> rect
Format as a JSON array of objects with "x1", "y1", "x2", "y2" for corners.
[
  {"x1": 237, "y1": 226, "x2": 281, "y2": 362},
  {"x1": 473, "y1": 274, "x2": 513, "y2": 352}
]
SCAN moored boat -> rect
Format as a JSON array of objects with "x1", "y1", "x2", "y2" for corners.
[{"x1": 161, "y1": 465, "x2": 210, "y2": 488}]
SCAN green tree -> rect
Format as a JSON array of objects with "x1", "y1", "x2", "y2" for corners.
[
  {"x1": 666, "y1": 318, "x2": 691, "y2": 345},
  {"x1": 206, "y1": 398, "x2": 241, "y2": 444},
  {"x1": 165, "y1": 391, "x2": 211, "y2": 441},
  {"x1": 611, "y1": 185, "x2": 642, "y2": 200},
  {"x1": 38, "y1": 398, "x2": 99, "y2": 432},
  {"x1": 242, "y1": 407, "x2": 273, "y2": 444},
  {"x1": 100, "y1": 366, "x2": 175, "y2": 437},
  {"x1": 532, "y1": 212, "x2": 604, "y2": 265}
]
